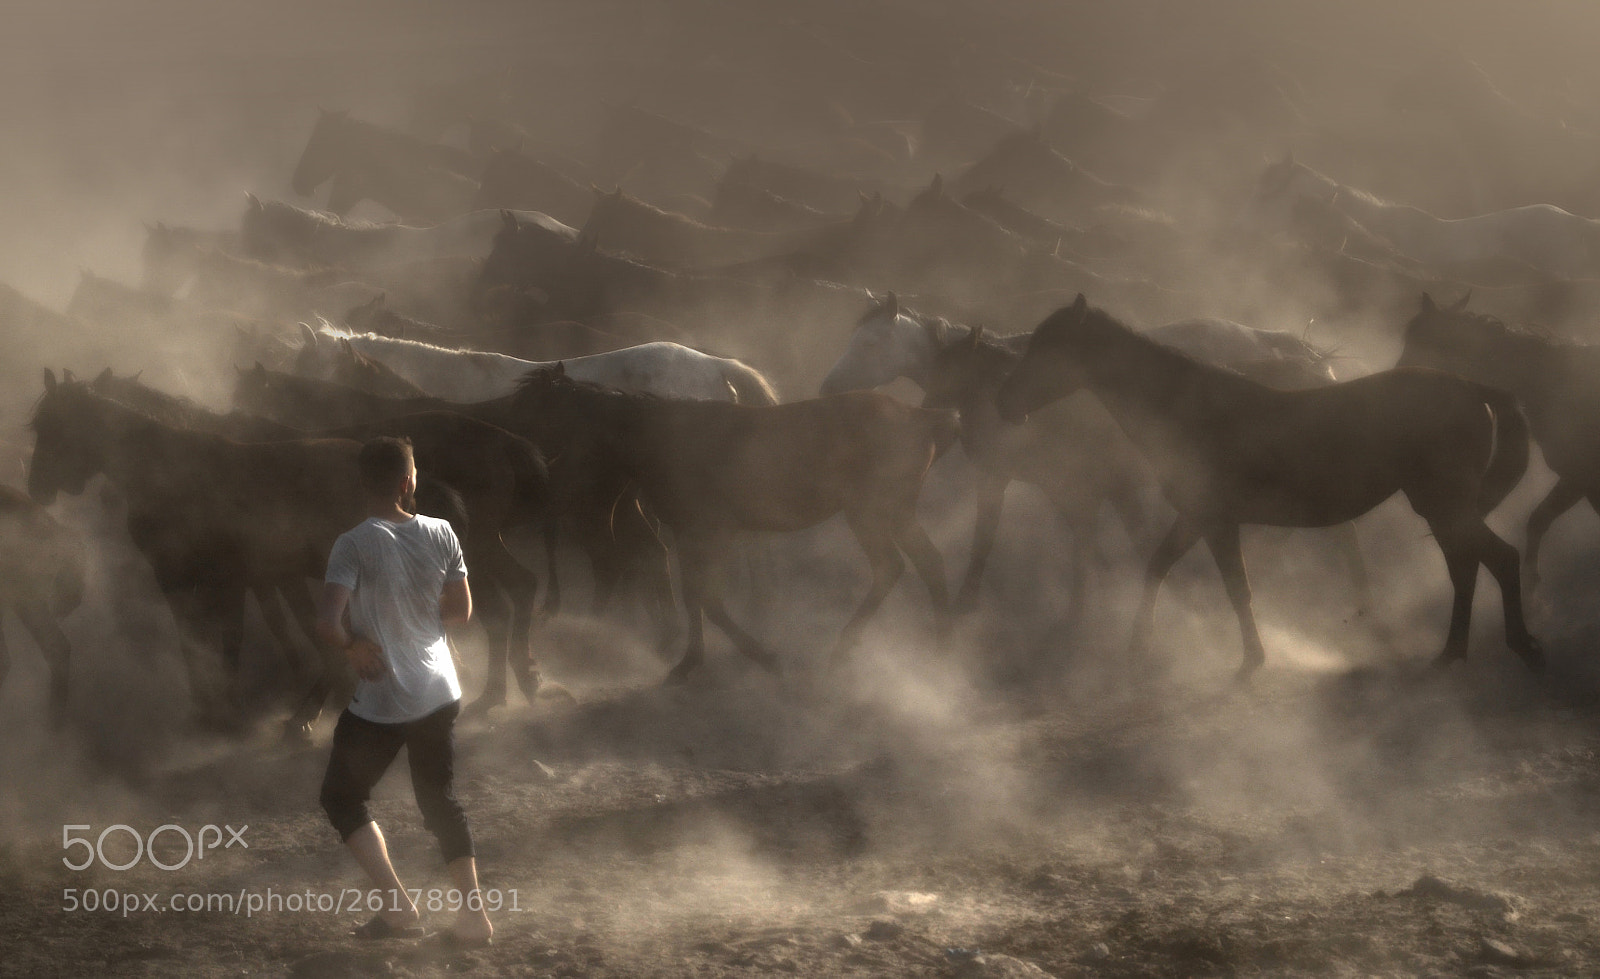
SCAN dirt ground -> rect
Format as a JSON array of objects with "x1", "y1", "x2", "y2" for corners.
[{"x1": 5, "y1": 590, "x2": 1600, "y2": 979}]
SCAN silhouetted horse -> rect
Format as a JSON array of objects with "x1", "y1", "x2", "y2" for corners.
[
  {"x1": 1397, "y1": 293, "x2": 1600, "y2": 595},
  {"x1": 472, "y1": 148, "x2": 595, "y2": 228},
  {"x1": 29, "y1": 372, "x2": 373, "y2": 732},
  {"x1": 91, "y1": 367, "x2": 547, "y2": 713},
  {"x1": 512, "y1": 365, "x2": 957, "y2": 682},
  {"x1": 996, "y1": 296, "x2": 1541, "y2": 676},
  {"x1": 230, "y1": 365, "x2": 680, "y2": 660},
  {"x1": 292, "y1": 109, "x2": 480, "y2": 223},
  {"x1": 0, "y1": 484, "x2": 86, "y2": 728}
]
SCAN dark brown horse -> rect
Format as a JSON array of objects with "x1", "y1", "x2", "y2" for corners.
[
  {"x1": 1397, "y1": 293, "x2": 1600, "y2": 594},
  {"x1": 229, "y1": 365, "x2": 680, "y2": 659},
  {"x1": 0, "y1": 484, "x2": 86, "y2": 728},
  {"x1": 91, "y1": 367, "x2": 548, "y2": 715},
  {"x1": 995, "y1": 296, "x2": 1541, "y2": 676},
  {"x1": 29, "y1": 372, "x2": 372, "y2": 732},
  {"x1": 511, "y1": 365, "x2": 957, "y2": 682}
]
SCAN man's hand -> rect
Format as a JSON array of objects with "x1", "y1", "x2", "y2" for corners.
[{"x1": 345, "y1": 637, "x2": 387, "y2": 681}]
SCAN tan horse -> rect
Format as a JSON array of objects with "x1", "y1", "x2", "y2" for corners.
[{"x1": 996, "y1": 295, "x2": 1541, "y2": 676}]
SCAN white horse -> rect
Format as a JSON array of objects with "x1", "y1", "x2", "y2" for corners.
[
  {"x1": 1248, "y1": 154, "x2": 1600, "y2": 282},
  {"x1": 301, "y1": 322, "x2": 779, "y2": 404},
  {"x1": 820, "y1": 292, "x2": 1335, "y2": 395}
]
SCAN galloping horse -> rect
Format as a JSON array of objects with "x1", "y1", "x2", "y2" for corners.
[
  {"x1": 0, "y1": 485, "x2": 86, "y2": 728},
  {"x1": 995, "y1": 296, "x2": 1541, "y2": 676},
  {"x1": 92, "y1": 367, "x2": 547, "y2": 714},
  {"x1": 231, "y1": 365, "x2": 682, "y2": 662},
  {"x1": 1248, "y1": 154, "x2": 1600, "y2": 283},
  {"x1": 1397, "y1": 293, "x2": 1600, "y2": 594},
  {"x1": 823, "y1": 293, "x2": 1357, "y2": 614},
  {"x1": 512, "y1": 365, "x2": 957, "y2": 682},
  {"x1": 292, "y1": 109, "x2": 480, "y2": 223}
]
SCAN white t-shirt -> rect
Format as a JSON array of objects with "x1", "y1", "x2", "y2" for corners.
[{"x1": 325, "y1": 514, "x2": 467, "y2": 723}]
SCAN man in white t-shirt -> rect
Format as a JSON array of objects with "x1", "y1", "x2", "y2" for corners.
[{"x1": 316, "y1": 436, "x2": 492, "y2": 946}]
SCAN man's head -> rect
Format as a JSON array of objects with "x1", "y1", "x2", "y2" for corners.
[{"x1": 358, "y1": 436, "x2": 416, "y2": 509}]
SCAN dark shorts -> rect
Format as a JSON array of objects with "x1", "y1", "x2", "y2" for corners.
[{"x1": 318, "y1": 700, "x2": 473, "y2": 863}]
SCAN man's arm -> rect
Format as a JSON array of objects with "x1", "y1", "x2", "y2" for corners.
[
  {"x1": 440, "y1": 577, "x2": 472, "y2": 624},
  {"x1": 317, "y1": 582, "x2": 385, "y2": 681}
]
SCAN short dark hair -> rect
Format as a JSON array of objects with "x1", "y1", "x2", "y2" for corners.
[{"x1": 357, "y1": 436, "x2": 414, "y2": 496}]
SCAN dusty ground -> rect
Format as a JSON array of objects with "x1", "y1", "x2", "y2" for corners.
[{"x1": 4, "y1": 592, "x2": 1600, "y2": 979}]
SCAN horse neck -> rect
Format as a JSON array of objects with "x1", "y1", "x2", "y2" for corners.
[
  {"x1": 86, "y1": 399, "x2": 207, "y2": 499},
  {"x1": 1072, "y1": 322, "x2": 1250, "y2": 447}
]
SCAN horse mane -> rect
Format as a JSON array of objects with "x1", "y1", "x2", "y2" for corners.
[
  {"x1": 259, "y1": 199, "x2": 389, "y2": 232},
  {"x1": 1419, "y1": 304, "x2": 1573, "y2": 349},
  {"x1": 594, "y1": 189, "x2": 727, "y2": 233},
  {"x1": 1062, "y1": 303, "x2": 1264, "y2": 387},
  {"x1": 513, "y1": 367, "x2": 662, "y2": 407}
]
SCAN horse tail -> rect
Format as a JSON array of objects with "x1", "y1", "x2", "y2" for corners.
[
  {"x1": 414, "y1": 474, "x2": 470, "y2": 539},
  {"x1": 1477, "y1": 385, "x2": 1530, "y2": 515},
  {"x1": 503, "y1": 432, "x2": 551, "y2": 517},
  {"x1": 720, "y1": 361, "x2": 780, "y2": 405}
]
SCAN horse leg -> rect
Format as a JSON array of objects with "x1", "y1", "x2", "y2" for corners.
[
  {"x1": 830, "y1": 514, "x2": 906, "y2": 667},
  {"x1": 209, "y1": 582, "x2": 249, "y2": 721},
  {"x1": 633, "y1": 538, "x2": 683, "y2": 660},
  {"x1": 463, "y1": 571, "x2": 514, "y2": 717},
  {"x1": 692, "y1": 538, "x2": 778, "y2": 675},
  {"x1": 664, "y1": 541, "x2": 711, "y2": 685},
  {"x1": 1203, "y1": 523, "x2": 1267, "y2": 678},
  {"x1": 254, "y1": 585, "x2": 315, "y2": 680},
  {"x1": 894, "y1": 519, "x2": 951, "y2": 637},
  {"x1": 15, "y1": 601, "x2": 71, "y2": 730},
  {"x1": 955, "y1": 476, "x2": 1007, "y2": 614},
  {"x1": 1455, "y1": 515, "x2": 1544, "y2": 670},
  {"x1": 0, "y1": 613, "x2": 9, "y2": 700},
  {"x1": 1127, "y1": 516, "x2": 1201, "y2": 663},
  {"x1": 279, "y1": 579, "x2": 345, "y2": 740},
  {"x1": 1524, "y1": 477, "x2": 1584, "y2": 594}
]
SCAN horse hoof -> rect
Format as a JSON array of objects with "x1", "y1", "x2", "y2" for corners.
[
  {"x1": 662, "y1": 664, "x2": 695, "y2": 686},
  {"x1": 280, "y1": 719, "x2": 315, "y2": 746},
  {"x1": 1518, "y1": 637, "x2": 1546, "y2": 673},
  {"x1": 1430, "y1": 651, "x2": 1464, "y2": 671},
  {"x1": 514, "y1": 670, "x2": 542, "y2": 701}
]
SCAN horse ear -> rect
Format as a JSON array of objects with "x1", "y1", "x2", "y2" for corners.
[
  {"x1": 298, "y1": 322, "x2": 318, "y2": 348},
  {"x1": 41, "y1": 368, "x2": 56, "y2": 395},
  {"x1": 499, "y1": 209, "x2": 518, "y2": 232},
  {"x1": 930, "y1": 173, "x2": 943, "y2": 196},
  {"x1": 1450, "y1": 291, "x2": 1472, "y2": 312},
  {"x1": 245, "y1": 192, "x2": 263, "y2": 213},
  {"x1": 95, "y1": 367, "x2": 113, "y2": 385},
  {"x1": 132, "y1": 370, "x2": 142, "y2": 382},
  {"x1": 1419, "y1": 292, "x2": 1437, "y2": 313},
  {"x1": 1071, "y1": 293, "x2": 1088, "y2": 318},
  {"x1": 62, "y1": 369, "x2": 76, "y2": 384},
  {"x1": 964, "y1": 324, "x2": 983, "y2": 349},
  {"x1": 553, "y1": 361, "x2": 566, "y2": 376},
  {"x1": 884, "y1": 291, "x2": 899, "y2": 319},
  {"x1": 253, "y1": 361, "x2": 266, "y2": 374}
]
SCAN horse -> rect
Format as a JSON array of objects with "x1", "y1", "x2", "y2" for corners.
[
  {"x1": 581, "y1": 186, "x2": 824, "y2": 270},
  {"x1": 240, "y1": 195, "x2": 576, "y2": 270},
  {"x1": 294, "y1": 322, "x2": 433, "y2": 398},
  {"x1": 1396, "y1": 293, "x2": 1600, "y2": 595},
  {"x1": 994, "y1": 295, "x2": 1541, "y2": 676},
  {"x1": 824, "y1": 293, "x2": 1355, "y2": 615},
  {"x1": 292, "y1": 109, "x2": 481, "y2": 222},
  {"x1": 471, "y1": 148, "x2": 595, "y2": 229},
  {"x1": 304, "y1": 323, "x2": 779, "y2": 404},
  {"x1": 29, "y1": 372, "x2": 372, "y2": 732},
  {"x1": 1247, "y1": 154, "x2": 1600, "y2": 284},
  {"x1": 0, "y1": 484, "x2": 86, "y2": 728},
  {"x1": 93, "y1": 366, "x2": 548, "y2": 714},
  {"x1": 949, "y1": 131, "x2": 1142, "y2": 222},
  {"x1": 511, "y1": 365, "x2": 957, "y2": 682},
  {"x1": 141, "y1": 223, "x2": 242, "y2": 296},
  {"x1": 230, "y1": 365, "x2": 682, "y2": 660}
]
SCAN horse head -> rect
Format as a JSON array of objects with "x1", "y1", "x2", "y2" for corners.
[
  {"x1": 292, "y1": 108, "x2": 350, "y2": 196},
  {"x1": 29, "y1": 369, "x2": 105, "y2": 505},
  {"x1": 998, "y1": 293, "x2": 1090, "y2": 422}
]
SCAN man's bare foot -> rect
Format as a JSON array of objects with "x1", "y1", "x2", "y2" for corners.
[{"x1": 448, "y1": 910, "x2": 493, "y2": 946}]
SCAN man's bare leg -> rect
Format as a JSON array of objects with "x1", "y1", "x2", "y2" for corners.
[
  {"x1": 345, "y1": 822, "x2": 421, "y2": 929},
  {"x1": 447, "y1": 855, "x2": 494, "y2": 943}
]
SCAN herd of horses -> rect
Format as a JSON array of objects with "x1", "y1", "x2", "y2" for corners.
[{"x1": 13, "y1": 33, "x2": 1600, "y2": 742}]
